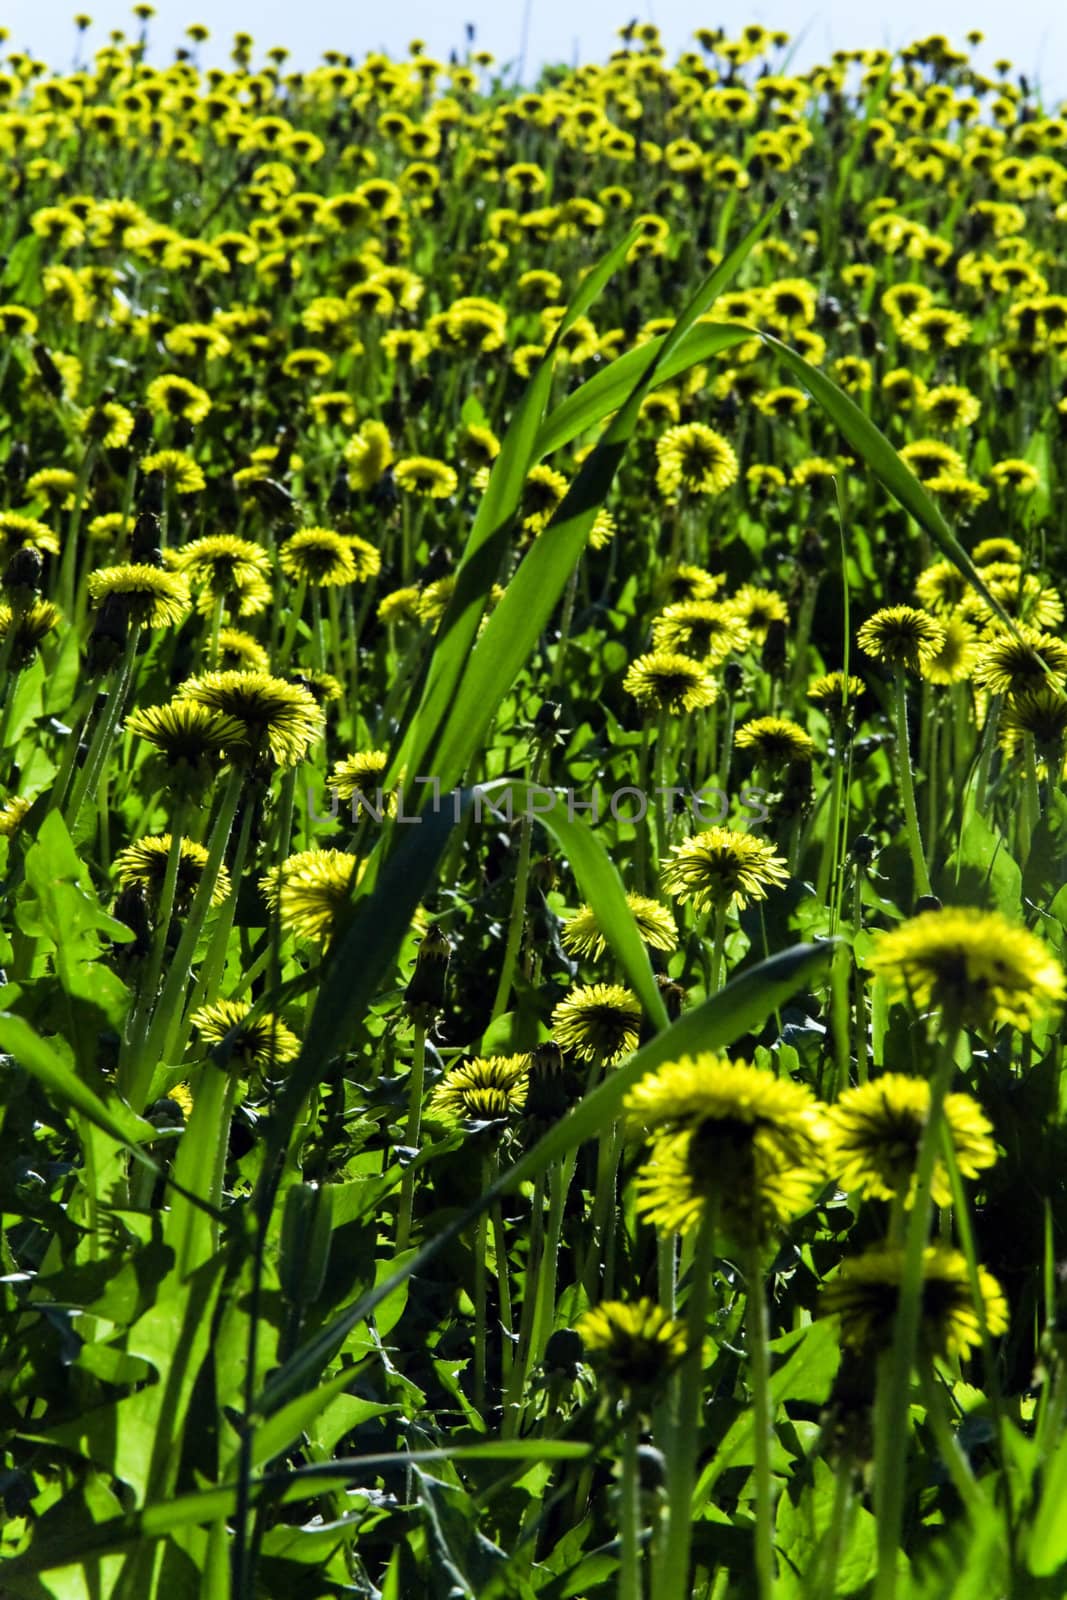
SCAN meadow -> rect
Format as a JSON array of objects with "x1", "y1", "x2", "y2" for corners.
[{"x1": 2, "y1": 13, "x2": 1067, "y2": 1597}]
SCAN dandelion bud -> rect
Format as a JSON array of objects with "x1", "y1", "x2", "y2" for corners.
[
  {"x1": 404, "y1": 923, "x2": 451, "y2": 1017},
  {"x1": 87, "y1": 592, "x2": 129, "y2": 672},
  {"x1": 33, "y1": 343, "x2": 64, "y2": 398},
  {"x1": 542, "y1": 1327, "x2": 583, "y2": 1381},
  {"x1": 5, "y1": 442, "x2": 29, "y2": 494},
  {"x1": 138, "y1": 470, "x2": 165, "y2": 515},
  {"x1": 112, "y1": 881, "x2": 151, "y2": 957},
  {"x1": 131, "y1": 511, "x2": 162, "y2": 562},
  {"x1": 761, "y1": 618, "x2": 788, "y2": 676},
  {"x1": 326, "y1": 468, "x2": 351, "y2": 515},
  {"x1": 4, "y1": 545, "x2": 43, "y2": 597},
  {"x1": 656, "y1": 973, "x2": 686, "y2": 1019},
  {"x1": 850, "y1": 833, "x2": 877, "y2": 866}
]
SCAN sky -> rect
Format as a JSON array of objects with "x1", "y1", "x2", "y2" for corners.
[{"x1": 4, "y1": 0, "x2": 1065, "y2": 98}]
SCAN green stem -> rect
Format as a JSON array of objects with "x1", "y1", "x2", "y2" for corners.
[
  {"x1": 278, "y1": 575, "x2": 308, "y2": 664},
  {"x1": 853, "y1": 863, "x2": 868, "y2": 1085},
  {"x1": 654, "y1": 1208, "x2": 716, "y2": 1600},
  {"x1": 653, "y1": 706, "x2": 670, "y2": 869},
  {"x1": 491, "y1": 1193, "x2": 514, "y2": 1387},
  {"x1": 64, "y1": 630, "x2": 139, "y2": 832},
  {"x1": 708, "y1": 902, "x2": 728, "y2": 995},
  {"x1": 893, "y1": 671, "x2": 932, "y2": 901},
  {"x1": 310, "y1": 587, "x2": 327, "y2": 673},
  {"x1": 490, "y1": 752, "x2": 544, "y2": 1022},
  {"x1": 817, "y1": 1461, "x2": 854, "y2": 1596},
  {"x1": 134, "y1": 767, "x2": 245, "y2": 1109},
  {"x1": 206, "y1": 591, "x2": 225, "y2": 668},
  {"x1": 173, "y1": 791, "x2": 256, "y2": 1057},
  {"x1": 549, "y1": 560, "x2": 580, "y2": 690},
  {"x1": 502, "y1": 1173, "x2": 543, "y2": 1438},
  {"x1": 119, "y1": 799, "x2": 190, "y2": 1098},
  {"x1": 747, "y1": 1243, "x2": 777, "y2": 1600},
  {"x1": 1021, "y1": 734, "x2": 1041, "y2": 864},
  {"x1": 873, "y1": 1022, "x2": 959, "y2": 1600},
  {"x1": 816, "y1": 754, "x2": 844, "y2": 908},
  {"x1": 396, "y1": 1022, "x2": 426, "y2": 1250},
  {"x1": 919, "y1": 1363, "x2": 986, "y2": 1522},
  {"x1": 620, "y1": 1419, "x2": 643, "y2": 1600},
  {"x1": 474, "y1": 1201, "x2": 488, "y2": 1415},
  {"x1": 657, "y1": 1235, "x2": 676, "y2": 1316},
  {"x1": 516, "y1": 1149, "x2": 578, "y2": 1433},
  {"x1": 326, "y1": 585, "x2": 346, "y2": 691},
  {"x1": 58, "y1": 441, "x2": 97, "y2": 618}
]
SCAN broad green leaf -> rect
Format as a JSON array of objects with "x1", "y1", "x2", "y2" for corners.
[
  {"x1": 0, "y1": 1011, "x2": 150, "y2": 1147},
  {"x1": 694, "y1": 1318, "x2": 840, "y2": 1503}
]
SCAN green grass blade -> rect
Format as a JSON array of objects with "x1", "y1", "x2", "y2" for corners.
[
  {"x1": 490, "y1": 778, "x2": 668, "y2": 1029},
  {"x1": 256, "y1": 940, "x2": 832, "y2": 1415},
  {"x1": 0, "y1": 1011, "x2": 152, "y2": 1146},
  {"x1": 759, "y1": 329, "x2": 1010, "y2": 622},
  {"x1": 389, "y1": 223, "x2": 643, "y2": 790},
  {"x1": 428, "y1": 202, "x2": 782, "y2": 800},
  {"x1": 533, "y1": 320, "x2": 754, "y2": 459}
]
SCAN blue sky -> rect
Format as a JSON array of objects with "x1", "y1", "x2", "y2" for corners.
[{"x1": 6, "y1": 0, "x2": 1065, "y2": 96}]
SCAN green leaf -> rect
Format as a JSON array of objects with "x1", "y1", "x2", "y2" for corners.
[
  {"x1": 256, "y1": 940, "x2": 833, "y2": 1416},
  {"x1": 490, "y1": 778, "x2": 667, "y2": 1029},
  {"x1": 389, "y1": 222, "x2": 643, "y2": 793},
  {"x1": 1027, "y1": 1421, "x2": 1067, "y2": 1575},
  {"x1": 759, "y1": 330, "x2": 1011, "y2": 625},
  {"x1": 249, "y1": 1368, "x2": 356, "y2": 1470},
  {"x1": 1, "y1": 233, "x2": 44, "y2": 304},
  {"x1": 533, "y1": 319, "x2": 754, "y2": 458},
  {"x1": 777, "y1": 1457, "x2": 877, "y2": 1596},
  {"x1": 946, "y1": 806, "x2": 1022, "y2": 917},
  {"x1": 0, "y1": 1012, "x2": 150, "y2": 1147},
  {"x1": 0, "y1": 1444, "x2": 593, "y2": 1578},
  {"x1": 427, "y1": 201, "x2": 782, "y2": 803}
]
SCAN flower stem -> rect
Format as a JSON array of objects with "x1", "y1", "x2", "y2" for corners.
[
  {"x1": 64, "y1": 629, "x2": 139, "y2": 833},
  {"x1": 653, "y1": 1208, "x2": 716, "y2": 1600},
  {"x1": 620, "y1": 1419, "x2": 643, "y2": 1600},
  {"x1": 396, "y1": 1021, "x2": 426, "y2": 1250},
  {"x1": 747, "y1": 1242, "x2": 777, "y2": 1600},
  {"x1": 490, "y1": 750, "x2": 545, "y2": 1022},
  {"x1": 119, "y1": 798, "x2": 189, "y2": 1096},
  {"x1": 133, "y1": 767, "x2": 244, "y2": 1109},
  {"x1": 893, "y1": 671, "x2": 932, "y2": 901},
  {"x1": 873, "y1": 1022, "x2": 959, "y2": 1600},
  {"x1": 919, "y1": 1362, "x2": 986, "y2": 1521}
]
